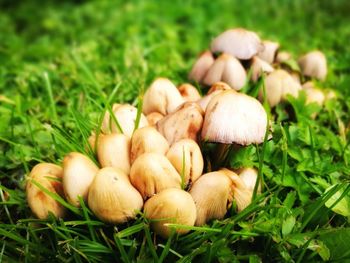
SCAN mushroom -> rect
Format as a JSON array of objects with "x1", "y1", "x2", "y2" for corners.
[
  {"x1": 130, "y1": 126, "x2": 169, "y2": 163},
  {"x1": 129, "y1": 153, "x2": 181, "y2": 199},
  {"x1": 166, "y1": 139, "x2": 204, "y2": 186},
  {"x1": 88, "y1": 167, "x2": 143, "y2": 224},
  {"x1": 261, "y1": 69, "x2": 302, "y2": 107},
  {"x1": 275, "y1": 51, "x2": 292, "y2": 64},
  {"x1": 237, "y1": 167, "x2": 261, "y2": 193},
  {"x1": 142, "y1": 78, "x2": 185, "y2": 115},
  {"x1": 144, "y1": 188, "x2": 196, "y2": 238},
  {"x1": 188, "y1": 51, "x2": 215, "y2": 82},
  {"x1": 26, "y1": 163, "x2": 66, "y2": 219},
  {"x1": 202, "y1": 53, "x2": 247, "y2": 90},
  {"x1": 178, "y1": 83, "x2": 201, "y2": 102},
  {"x1": 210, "y1": 28, "x2": 263, "y2": 60},
  {"x1": 201, "y1": 90, "x2": 267, "y2": 145},
  {"x1": 298, "y1": 50, "x2": 327, "y2": 80},
  {"x1": 97, "y1": 133, "x2": 131, "y2": 174},
  {"x1": 146, "y1": 112, "x2": 164, "y2": 126},
  {"x1": 101, "y1": 103, "x2": 149, "y2": 137},
  {"x1": 157, "y1": 102, "x2": 204, "y2": 145},
  {"x1": 62, "y1": 152, "x2": 99, "y2": 207},
  {"x1": 250, "y1": 56, "x2": 274, "y2": 82},
  {"x1": 196, "y1": 82, "x2": 231, "y2": 111},
  {"x1": 257, "y1": 40, "x2": 279, "y2": 64},
  {"x1": 302, "y1": 81, "x2": 325, "y2": 106}
]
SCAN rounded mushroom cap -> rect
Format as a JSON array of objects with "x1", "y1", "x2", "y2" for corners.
[
  {"x1": 210, "y1": 28, "x2": 263, "y2": 60},
  {"x1": 188, "y1": 51, "x2": 215, "y2": 82},
  {"x1": 250, "y1": 56, "x2": 274, "y2": 82},
  {"x1": 178, "y1": 83, "x2": 201, "y2": 102},
  {"x1": 88, "y1": 167, "x2": 143, "y2": 224},
  {"x1": 146, "y1": 112, "x2": 164, "y2": 126},
  {"x1": 302, "y1": 82, "x2": 325, "y2": 106},
  {"x1": 298, "y1": 50, "x2": 327, "y2": 80},
  {"x1": 275, "y1": 51, "x2": 292, "y2": 64},
  {"x1": 144, "y1": 188, "x2": 197, "y2": 238},
  {"x1": 201, "y1": 90, "x2": 268, "y2": 145},
  {"x1": 142, "y1": 78, "x2": 185, "y2": 115},
  {"x1": 237, "y1": 167, "x2": 260, "y2": 192},
  {"x1": 257, "y1": 40, "x2": 280, "y2": 64}
]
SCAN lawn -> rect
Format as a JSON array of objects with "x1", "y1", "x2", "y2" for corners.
[{"x1": 1, "y1": 0, "x2": 350, "y2": 262}]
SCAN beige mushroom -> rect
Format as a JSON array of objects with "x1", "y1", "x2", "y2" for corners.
[
  {"x1": 88, "y1": 167, "x2": 143, "y2": 224},
  {"x1": 157, "y1": 102, "x2": 204, "y2": 145},
  {"x1": 130, "y1": 153, "x2": 181, "y2": 199},
  {"x1": 178, "y1": 83, "x2": 201, "y2": 102},
  {"x1": 142, "y1": 78, "x2": 185, "y2": 115},
  {"x1": 26, "y1": 163, "x2": 66, "y2": 219},
  {"x1": 250, "y1": 56, "x2": 274, "y2": 82},
  {"x1": 101, "y1": 103, "x2": 149, "y2": 137},
  {"x1": 203, "y1": 53, "x2": 247, "y2": 90},
  {"x1": 130, "y1": 126, "x2": 169, "y2": 163},
  {"x1": 166, "y1": 139, "x2": 204, "y2": 185},
  {"x1": 188, "y1": 51, "x2": 215, "y2": 82},
  {"x1": 298, "y1": 50, "x2": 327, "y2": 80},
  {"x1": 97, "y1": 133, "x2": 131, "y2": 174},
  {"x1": 144, "y1": 188, "x2": 197, "y2": 238},
  {"x1": 275, "y1": 51, "x2": 292, "y2": 64},
  {"x1": 62, "y1": 152, "x2": 99, "y2": 207},
  {"x1": 302, "y1": 82, "x2": 325, "y2": 106},
  {"x1": 257, "y1": 40, "x2": 279, "y2": 64},
  {"x1": 197, "y1": 82, "x2": 231, "y2": 111},
  {"x1": 202, "y1": 90, "x2": 267, "y2": 145},
  {"x1": 237, "y1": 167, "x2": 261, "y2": 193},
  {"x1": 146, "y1": 112, "x2": 164, "y2": 126},
  {"x1": 210, "y1": 28, "x2": 263, "y2": 60}
]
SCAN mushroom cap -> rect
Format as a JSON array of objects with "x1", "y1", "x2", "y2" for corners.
[
  {"x1": 146, "y1": 112, "x2": 164, "y2": 126},
  {"x1": 298, "y1": 50, "x2": 327, "y2": 80},
  {"x1": 142, "y1": 78, "x2": 185, "y2": 115},
  {"x1": 210, "y1": 28, "x2": 263, "y2": 60},
  {"x1": 197, "y1": 82, "x2": 231, "y2": 111},
  {"x1": 275, "y1": 51, "x2": 292, "y2": 64},
  {"x1": 97, "y1": 133, "x2": 131, "y2": 174},
  {"x1": 178, "y1": 83, "x2": 201, "y2": 102},
  {"x1": 188, "y1": 51, "x2": 215, "y2": 82},
  {"x1": 237, "y1": 167, "x2": 260, "y2": 193},
  {"x1": 250, "y1": 56, "x2": 274, "y2": 82},
  {"x1": 257, "y1": 40, "x2": 280, "y2": 64},
  {"x1": 144, "y1": 188, "x2": 196, "y2": 238},
  {"x1": 88, "y1": 167, "x2": 143, "y2": 224},
  {"x1": 201, "y1": 90, "x2": 267, "y2": 145},
  {"x1": 302, "y1": 82, "x2": 325, "y2": 106},
  {"x1": 203, "y1": 53, "x2": 247, "y2": 90}
]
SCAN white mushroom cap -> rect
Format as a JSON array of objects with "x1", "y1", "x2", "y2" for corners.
[
  {"x1": 203, "y1": 53, "x2": 247, "y2": 90},
  {"x1": 298, "y1": 50, "x2": 327, "y2": 80},
  {"x1": 142, "y1": 78, "x2": 185, "y2": 115},
  {"x1": 201, "y1": 90, "x2": 267, "y2": 145},
  {"x1": 188, "y1": 51, "x2": 215, "y2": 82},
  {"x1": 257, "y1": 40, "x2": 279, "y2": 64},
  {"x1": 197, "y1": 82, "x2": 231, "y2": 111},
  {"x1": 210, "y1": 28, "x2": 263, "y2": 60},
  {"x1": 250, "y1": 56, "x2": 274, "y2": 82},
  {"x1": 275, "y1": 51, "x2": 292, "y2": 64},
  {"x1": 178, "y1": 83, "x2": 201, "y2": 102}
]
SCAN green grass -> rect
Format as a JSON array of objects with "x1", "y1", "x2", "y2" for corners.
[{"x1": 1, "y1": 0, "x2": 350, "y2": 262}]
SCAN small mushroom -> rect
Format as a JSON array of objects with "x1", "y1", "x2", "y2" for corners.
[
  {"x1": 130, "y1": 153, "x2": 181, "y2": 199},
  {"x1": 178, "y1": 83, "x2": 201, "y2": 102},
  {"x1": 101, "y1": 103, "x2": 149, "y2": 137},
  {"x1": 142, "y1": 78, "x2": 185, "y2": 115},
  {"x1": 62, "y1": 152, "x2": 99, "y2": 207},
  {"x1": 97, "y1": 133, "x2": 131, "y2": 174},
  {"x1": 88, "y1": 167, "x2": 143, "y2": 224},
  {"x1": 146, "y1": 112, "x2": 164, "y2": 126},
  {"x1": 197, "y1": 82, "x2": 231, "y2": 111},
  {"x1": 202, "y1": 90, "x2": 267, "y2": 145},
  {"x1": 130, "y1": 126, "x2": 169, "y2": 163},
  {"x1": 275, "y1": 51, "x2": 292, "y2": 64},
  {"x1": 211, "y1": 28, "x2": 263, "y2": 60},
  {"x1": 157, "y1": 102, "x2": 204, "y2": 145},
  {"x1": 26, "y1": 163, "x2": 66, "y2": 219},
  {"x1": 203, "y1": 53, "x2": 247, "y2": 90},
  {"x1": 257, "y1": 40, "x2": 279, "y2": 64},
  {"x1": 188, "y1": 51, "x2": 215, "y2": 82},
  {"x1": 166, "y1": 139, "x2": 204, "y2": 185},
  {"x1": 250, "y1": 56, "x2": 274, "y2": 82},
  {"x1": 298, "y1": 51, "x2": 327, "y2": 80},
  {"x1": 144, "y1": 188, "x2": 197, "y2": 238},
  {"x1": 237, "y1": 167, "x2": 261, "y2": 193},
  {"x1": 302, "y1": 82, "x2": 325, "y2": 106}
]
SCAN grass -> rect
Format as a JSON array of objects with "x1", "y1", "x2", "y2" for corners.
[{"x1": 1, "y1": 0, "x2": 350, "y2": 262}]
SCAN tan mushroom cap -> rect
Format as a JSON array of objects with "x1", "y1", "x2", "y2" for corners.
[
  {"x1": 275, "y1": 51, "x2": 292, "y2": 64},
  {"x1": 102, "y1": 103, "x2": 149, "y2": 137},
  {"x1": 298, "y1": 50, "x2": 327, "y2": 80},
  {"x1": 250, "y1": 56, "x2": 274, "y2": 82},
  {"x1": 203, "y1": 53, "x2": 247, "y2": 90},
  {"x1": 26, "y1": 163, "x2": 66, "y2": 219},
  {"x1": 144, "y1": 188, "x2": 197, "y2": 238},
  {"x1": 188, "y1": 51, "x2": 215, "y2": 82},
  {"x1": 157, "y1": 102, "x2": 204, "y2": 145},
  {"x1": 257, "y1": 40, "x2": 280, "y2": 64},
  {"x1": 302, "y1": 82, "x2": 325, "y2": 106},
  {"x1": 211, "y1": 28, "x2": 263, "y2": 60},
  {"x1": 146, "y1": 112, "x2": 164, "y2": 126},
  {"x1": 142, "y1": 78, "x2": 185, "y2": 115},
  {"x1": 201, "y1": 90, "x2": 267, "y2": 145},
  {"x1": 197, "y1": 82, "x2": 231, "y2": 111},
  {"x1": 88, "y1": 167, "x2": 143, "y2": 224},
  {"x1": 178, "y1": 83, "x2": 201, "y2": 102},
  {"x1": 236, "y1": 167, "x2": 260, "y2": 193}
]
